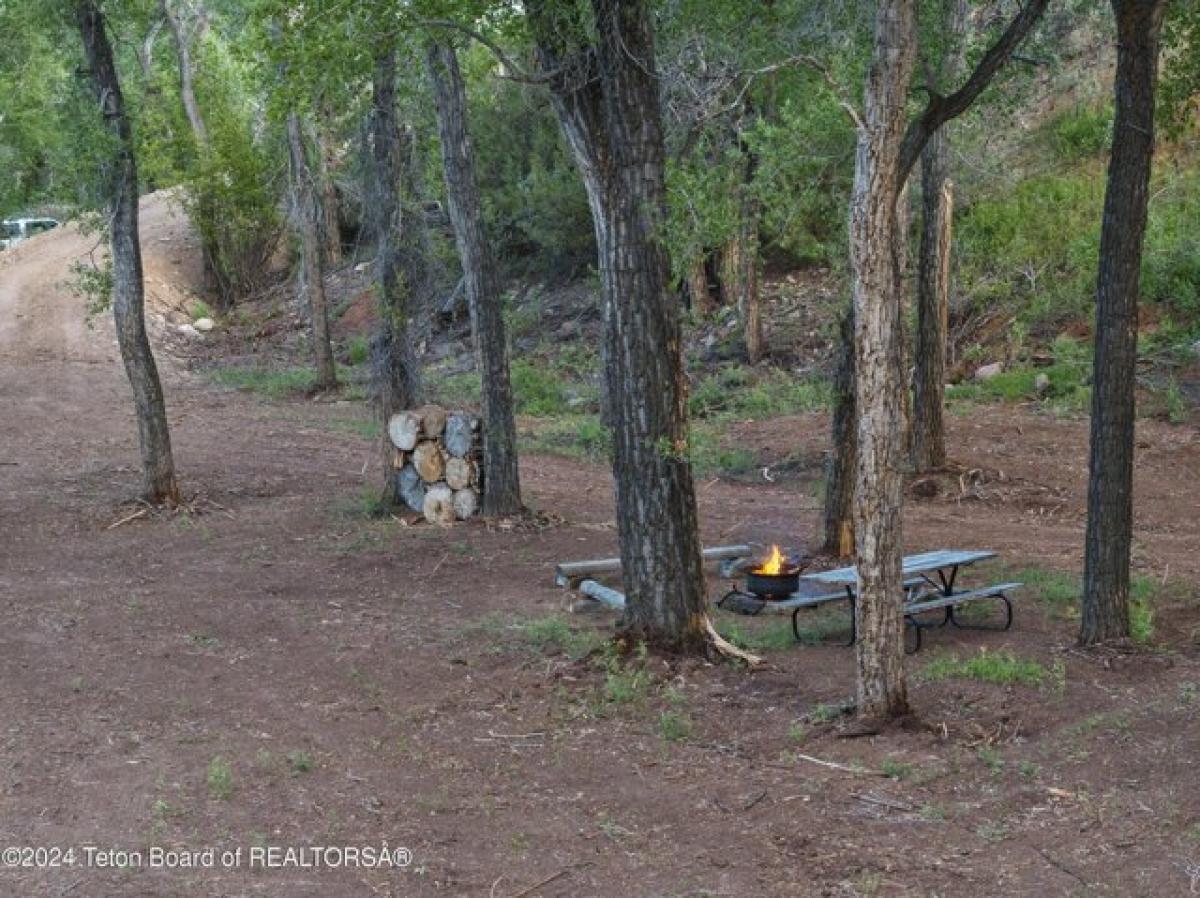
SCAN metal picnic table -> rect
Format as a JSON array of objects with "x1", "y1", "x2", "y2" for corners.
[{"x1": 777, "y1": 549, "x2": 1021, "y2": 652}]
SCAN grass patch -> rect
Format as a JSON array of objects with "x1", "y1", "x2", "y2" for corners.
[
  {"x1": 189, "y1": 299, "x2": 213, "y2": 321},
  {"x1": 690, "y1": 365, "x2": 831, "y2": 420},
  {"x1": 345, "y1": 335, "x2": 370, "y2": 366},
  {"x1": 425, "y1": 369, "x2": 482, "y2": 406},
  {"x1": 516, "y1": 615, "x2": 605, "y2": 660},
  {"x1": 657, "y1": 711, "x2": 692, "y2": 743},
  {"x1": 923, "y1": 649, "x2": 1050, "y2": 689},
  {"x1": 1010, "y1": 565, "x2": 1158, "y2": 642},
  {"x1": 209, "y1": 365, "x2": 322, "y2": 399},
  {"x1": 716, "y1": 619, "x2": 796, "y2": 653},
  {"x1": 206, "y1": 756, "x2": 234, "y2": 800},
  {"x1": 522, "y1": 414, "x2": 611, "y2": 462},
  {"x1": 946, "y1": 337, "x2": 1091, "y2": 414}
]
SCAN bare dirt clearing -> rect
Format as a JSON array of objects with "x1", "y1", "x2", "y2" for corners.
[{"x1": 2, "y1": 197, "x2": 1200, "y2": 897}]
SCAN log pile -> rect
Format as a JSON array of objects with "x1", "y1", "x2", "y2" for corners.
[{"x1": 389, "y1": 405, "x2": 482, "y2": 524}]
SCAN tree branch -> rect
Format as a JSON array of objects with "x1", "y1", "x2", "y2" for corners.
[{"x1": 896, "y1": 0, "x2": 1051, "y2": 185}]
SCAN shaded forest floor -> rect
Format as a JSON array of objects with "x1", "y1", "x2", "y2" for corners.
[{"x1": 2, "y1": 196, "x2": 1200, "y2": 897}]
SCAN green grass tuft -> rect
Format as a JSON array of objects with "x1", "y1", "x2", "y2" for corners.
[{"x1": 923, "y1": 649, "x2": 1049, "y2": 688}]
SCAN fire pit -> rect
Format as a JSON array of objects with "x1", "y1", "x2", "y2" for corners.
[{"x1": 744, "y1": 545, "x2": 805, "y2": 600}]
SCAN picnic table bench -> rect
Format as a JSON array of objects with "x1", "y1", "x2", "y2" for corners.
[{"x1": 733, "y1": 550, "x2": 1020, "y2": 652}]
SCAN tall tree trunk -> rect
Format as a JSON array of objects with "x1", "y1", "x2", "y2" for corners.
[
  {"x1": 849, "y1": 0, "x2": 917, "y2": 721},
  {"x1": 912, "y1": 0, "x2": 968, "y2": 473},
  {"x1": 367, "y1": 49, "x2": 423, "y2": 466},
  {"x1": 78, "y1": 0, "x2": 181, "y2": 505},
  {"x1": 723, "y1": 134, "x2": 763, "y2": 364},
  {"x1": 822, "y1": 308, "x2": 856, "y2": 558},
  {"x1": 286, "y1": 111, "x2": 337, "y2": 390},
  {"x1": 685, "y1": 256, "x2": 715, "y2": 314},
  {"x1": 1081, "y1": 0, "x2": 1167, "y2": 645},
  {"x1": 161, "y1": 0, "x2": 208, "y2": 149},
  {"x1": 317, "y1": 101, "x2": 341, "y2": 266},
  {"x1": 530, "y1": 0, "x2": 707, "y2": 650},
  {"x1": 426, "y1": 42, "x2": 522, "y2": 516}
]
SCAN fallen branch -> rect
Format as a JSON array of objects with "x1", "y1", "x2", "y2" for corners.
[
  {"x1": 704, "y1": 617, "x2": 763, "y2": 667},
  {"x1": 792, "y1": 752, "x2": 884, "y2": 777},
  {"x1": 106, "y1": 507, "x2": 149, "y2": 530}
]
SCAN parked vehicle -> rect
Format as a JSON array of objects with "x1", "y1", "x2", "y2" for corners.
[{"x1": 0, "y1": 217, "x2": 60, "y2": 250}]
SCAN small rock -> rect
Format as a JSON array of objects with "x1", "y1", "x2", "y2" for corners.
[
  {"x1": 1191, "y1": 339, "x2": 1200, "y2": 360},
  {"x1": 974, "y1": 362, "x2": 1003, "y2": 381},
  {"x1": 193, "y1": 317, "x2": 215, "y2": 332},
  {"x1": 354, "y1": 261, "x2": 370, "y2": 273},
  {"x1": 177, "y1": 323, "x2": 201, "y2": 339},
  {"x1": 1034, "y1": 373, "x2": 1051, "y2": 395}
]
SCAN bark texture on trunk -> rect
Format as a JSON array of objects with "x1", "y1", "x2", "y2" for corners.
[
  {"x1": 78, "y1": 0, "x2": 181, "y2": 505},
  {"x1": 1081, "y1": 0, "x2": 1166, "y2": 645},
  {"x1": 161, "y1": 0, "x2": 208, "y2": 149},
  {"x1": 723, "y1": 134, "x2": 763, "y2": 364},
  {"x1": 367, "y1": 49, "x2": 423, "y2": 450},
  {"x1": 911, "y1": 0, "x2": 968, "y2": 473},
  {"x1": 530, "y1": 0, "x2": 707, "y2": 649},
  {"x1": 912, "y1": 134, "x2": 954, "y2": 471},
  {"x1": 286, "y1": 111, "x2": 337, "y2": 390},
  {"x1": 849, "y1": 0, "x2": 917, "y2": 721},
  {"x1": 426, "y1": 42, "x2": 522, "y2": 516},
  {"x1": 822, "y1": 308, "x2": 856, "y2": 558},
  {"x1": 318, "y1": 105, "x2": 341, "y2": 266}
]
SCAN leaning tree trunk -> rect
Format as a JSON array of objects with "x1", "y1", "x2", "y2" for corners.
[
  {"x1": 78, "y1": 0, "x2": 181, "y2": 505},
  {"x1": 285, "y1": 111, "x2": 337, "y2": 390},
  {"x1": 1081, "y1": 0, "x2": 1167, "y2": 645},
  {"x1": 161, "y1": 0, "x2": 208, "y2": 149},
  {"x1": 911, "y1": 0, "x2": 968, "y2": 473},
  {"x1": 848, "y1": 0, "x2": 917, "y2": 721},
  {"x1": 426, "y1": 41, "x2": 522, "y2": 516},
  {"x1": 822, "y1": 308, "x2": 856, "y2": 558},
  {"x1": 530, "y1": 0, "x2": 708, "y2": 650},
  {"x1": 367, "y1": 48, "x2": 423, "y2": 446}
]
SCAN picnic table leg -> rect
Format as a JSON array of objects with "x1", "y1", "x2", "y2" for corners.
[
  {"x1": 948, "y1": 592, "x2": 1014, "y2": 631},
  {"x1": 904, "y1": 616, "x2": 922, "y2": 654},
  {"x1": 791, "y1": 588, "x2": 856, "y2": 646}
]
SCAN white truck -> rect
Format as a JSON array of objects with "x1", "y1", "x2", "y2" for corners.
[{"x1": 0, "y1": 217, "x2": 60, "y2": 250}]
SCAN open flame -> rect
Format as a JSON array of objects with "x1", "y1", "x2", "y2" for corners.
[{"x1": 756, "y1": 544, "x2": 787, "y2": 575}]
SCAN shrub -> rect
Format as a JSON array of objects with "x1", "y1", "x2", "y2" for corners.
[{"x1": 1048, "y1": 104, "x2": 1113, "y2": 161}]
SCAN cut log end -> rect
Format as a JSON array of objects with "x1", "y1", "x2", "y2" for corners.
[
  {"x1": 412, "y1": 440, "x2": 446, "y2": 483},
  {"x1": 388, "y1": 411, "x2": 421, "y2": 451},
  {"x1": 423, "y1": 484, "x2": 455, "y2": 526}
]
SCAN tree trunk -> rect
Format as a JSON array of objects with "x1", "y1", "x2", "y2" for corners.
[
  {"x1": 530, "y1": 0, "x2": 707, "y2": 650},
  {"x1": 723, "y1": 134, "x2": 763, "y2": 364},
  {"x1": 317, "y1": 103, "x2": 341, "y2": 266},
  {"x1": 161, "y1": 0, "x2": 208, "y2": 150},
  {"x1": 911, "y1": 0, "x2": 968, "y2": 473},
  {"x1": 425, "y1": 41, "x2": 522, "y2": 516},
  {"x1": 367, "y1": 49, "x2": 423, "y2": 467},
  {"x1": 849, "y1": 0, "x2": 917, "y2": 721},
  {"x1": 822, "y1": 308, "x2": 856, "y2": 557},
  {"x1": 1081, "y1": 0, "x2": 1167, "y2": 645},
  {"x1": 78, "y1": 0, "x2": 181, "y2": 505},
  {"x1": 285, "y1": 111, "x2": 337, "y2": 390},
  {"x1": 912, "y1": 134, "x2": 953, "y2": 471},
  {"x1": 685, "y1": 256, "x2": 715, "y2": 314}
]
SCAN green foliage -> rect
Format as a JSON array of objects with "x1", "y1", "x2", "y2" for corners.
[
  {"x1": 689, "y1": 366, "x2": 831, "y2": 419},
  {"x1": 208, "y1": 365, "x2": 323, "y2": 398},
  {"x1": 517, "y1": 616, "x2": 603, "y2": 660},
  {"x1": 510, "y1": 359, "x2": 571, "y2": 416},
  {"x1": 657, "y1": 711, "x2": 692, "y2": 743},
  {"x1": 346, "y1": 335, "x2": 370, "y2": 366},
  {"x1": 206, "y1": 755, "x2": 234, "y2": 799},
  {"x1": 522, "y1": 415, "x2": 612, "y2": 462},
  {"x1": 923, "y1": 650, "x2": 1051, "y2": 689},
  {"x1": 69, "y1": 254, "x2": 114, "y2": 325},
  {"x1": 465, "y1": 53, "x2": 594, "y2": 274},
  {"x1": 1047, "y1": 104, "x2": 1112, "y2": 162},
  {"x1": 947, "y1": 337, "x2": 1092, "y2": 413}
]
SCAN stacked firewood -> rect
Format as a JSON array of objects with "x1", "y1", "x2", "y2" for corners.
[{"x1": 388, "y1": 405, "x2": 482, "y2": 524}]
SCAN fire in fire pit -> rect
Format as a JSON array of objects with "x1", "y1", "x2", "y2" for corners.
[{"x1": 744, "y1": 545, "x2": 804, "y2": 600}]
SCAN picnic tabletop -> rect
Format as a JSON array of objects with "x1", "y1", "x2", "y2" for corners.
[{"x1": 800, "y1": 549, "x2": 998, "y2": 586}]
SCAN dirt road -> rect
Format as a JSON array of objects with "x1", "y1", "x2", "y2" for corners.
[{"x1": 2, "y1": 198, "x2": 1199, "y2": 897}]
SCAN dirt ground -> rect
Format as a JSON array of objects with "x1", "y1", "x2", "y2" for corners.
[{"x1": 2, "y1": 196, "x2": 1200, "y2": 897}]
